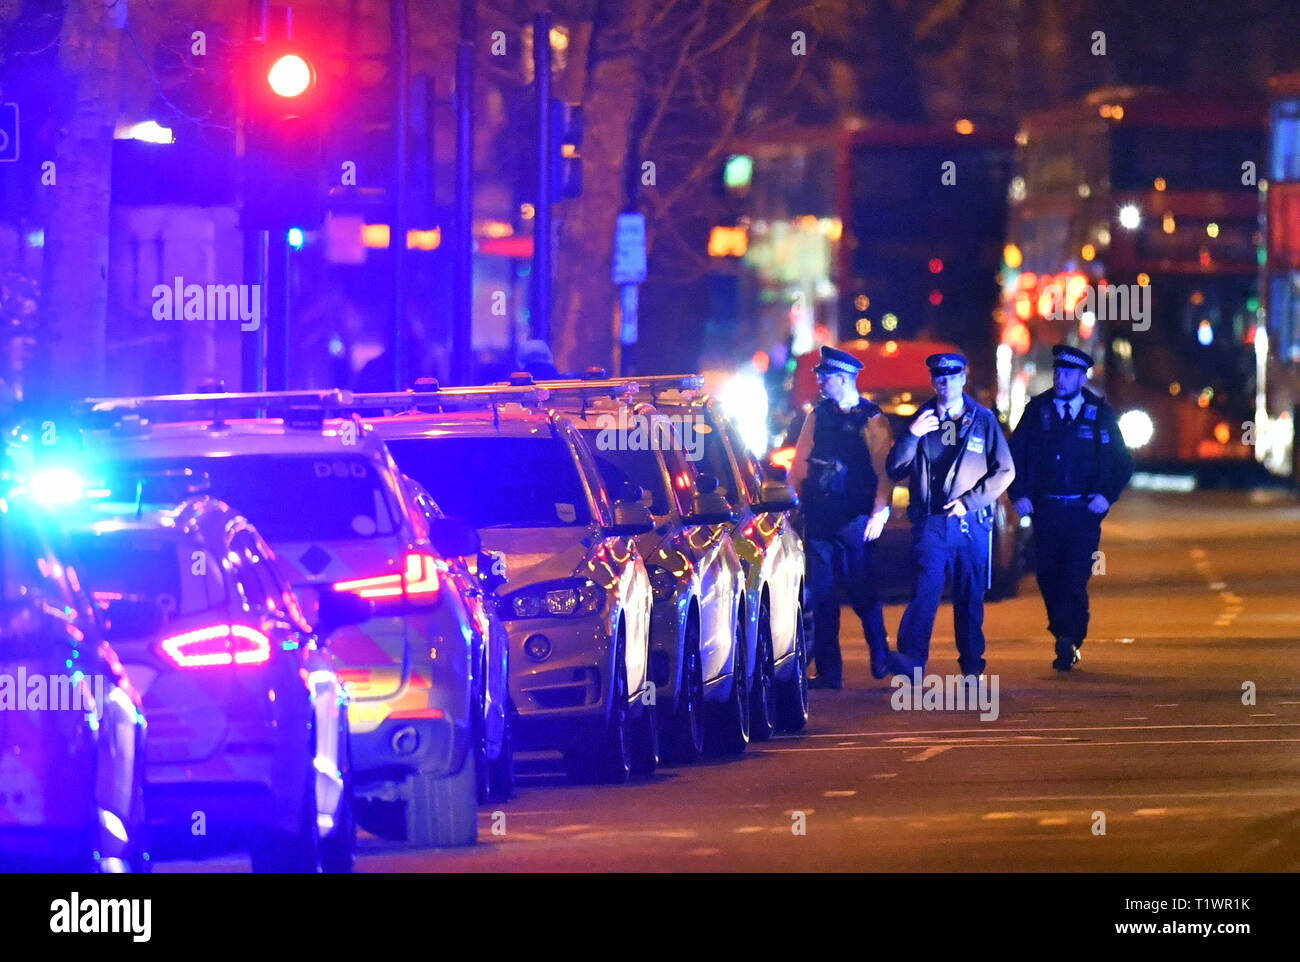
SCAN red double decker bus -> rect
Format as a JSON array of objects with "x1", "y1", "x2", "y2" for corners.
[{"x1": 997, "y1": 87, "x2": 1265, "y2": 478}]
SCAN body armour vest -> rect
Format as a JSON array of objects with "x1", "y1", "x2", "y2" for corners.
[{"x1": 803, "y1": 396, "x2": 881, "y2": 536}]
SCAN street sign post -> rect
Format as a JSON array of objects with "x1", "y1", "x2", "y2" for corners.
[
  {"x1": 612, "y1": 212, "x2": 646, "y2": 366},
  {"x1": 611, "y1": 212, "x2": 646, "y2": 285}
]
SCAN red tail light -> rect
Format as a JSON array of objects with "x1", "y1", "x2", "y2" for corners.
[
  {"x1": 159, "y1": 624, "x2": 272, "y2": 669},
  {"x1": 334, "y1": 551, "x2": 444, "y2": 604}
]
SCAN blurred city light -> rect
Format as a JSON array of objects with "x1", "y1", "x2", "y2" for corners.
[
  {"x1": 268, "y1": 54, "x2": 314, "y2": 98},
  {"x1": 115, "y1": 120, "x2": 174, "y2": 144}
]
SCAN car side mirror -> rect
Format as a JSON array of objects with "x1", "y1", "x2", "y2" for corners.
[
  {"x1": 312, "y1": 587, "x2": 374, "y2": 638},
  {"x1": 763, "y1": 455, "x2": 790, "y2": 482},
  {"x1": 607, "y1": 499, "x2": 655, "y2": 536},
  {"x1": 103, "y1": 599, "x2": 165, "y2": 640},
  {"x1": 428, "y1": 516, "x2": 481, "y2": 558},
  {"x1": 478, "y1": 549, "x2": 508, "y2": 593},
  {"x1": 755, "y1": 479, "x2": 798, "y2": 513},
  {"x1": 683, "y1": 489, "x2": 736, "y2": 526}
]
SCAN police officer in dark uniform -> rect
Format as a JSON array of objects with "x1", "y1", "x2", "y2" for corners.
[
  {"x1": 1009, "y1": 344, "x2": 1134, "y2": 671},
  {"x1": 885, "y1": 353, "x2": 1015, "y2": 677},
  {"x1": 788, "y1": 346, "x2": 894, "y2": 688}
]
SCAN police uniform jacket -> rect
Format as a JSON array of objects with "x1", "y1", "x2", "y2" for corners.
[
  {"x1": 887, "y1": 394, "x2": 1015, "y2": 528},
  {"x1": 1007, "y1": 388, "x2": 1134, "y2": 505}
]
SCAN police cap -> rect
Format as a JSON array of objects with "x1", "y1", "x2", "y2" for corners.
[
  {"x1": 925, "y1": 352, "x2": 968, "y2": 377},
  {"x1": 813, "y1": 346, "x2": 864, "y2": 377},
  {"x1": 1052, "y1": 344, "x2": 1093, "y2": 371}
]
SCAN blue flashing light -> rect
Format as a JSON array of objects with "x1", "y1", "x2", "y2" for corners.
[
  {"x1": 288, "y1": 227, "x2": 305, "y2": 249},
  {"x1": 29, "y1": 467, "x2": 87, "y2": 506}
]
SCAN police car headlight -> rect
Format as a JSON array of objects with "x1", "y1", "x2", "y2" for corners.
[
  {"x1": 507, "y1": 580, "x2": 603, "y2": 619},
  {"x1": 1118, "y1": 410, "x2": 1154, "y2": 449}
]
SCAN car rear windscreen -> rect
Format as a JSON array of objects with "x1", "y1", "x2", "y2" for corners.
[
  {"x1": 109, "y1": 455, "x2": 398, "y2": 542},
  {"x1": 386, "y1": 435, "x2": 592, "y2": 528},
  {"x1": 67, "y1": 532, "x2": 226, "y2": 617}
]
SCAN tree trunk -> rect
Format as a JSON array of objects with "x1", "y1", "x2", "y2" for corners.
[
  {"x1": 551, "y1": 0, "x2": 644, "y2": 374},
  {"x1": 39, "y1": 0, "x2": 121, "y2": 400}
]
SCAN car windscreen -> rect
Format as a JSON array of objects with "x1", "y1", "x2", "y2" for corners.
[
  {"x1": 67, "y1": 532, "x2": 226, "y2": 617},
  {"x1": 105, "y1": 455, "x2": 399, "y2": 542},
  {"x1": 385, "y1": 435, "x2": 592, "y2": 528},
  {"x1": 579, "y1": 433, "x2": 672, "y2": 515},
  {"x1": 0, "y1": 510, "x2": 86, "y2": 658}
]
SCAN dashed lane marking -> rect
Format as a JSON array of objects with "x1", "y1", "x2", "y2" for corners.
[{"x1": 906, "y1": 746, "x2": 953, "y2": 762}]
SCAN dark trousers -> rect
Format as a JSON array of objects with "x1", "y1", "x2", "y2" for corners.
[
  {"x1": 1031, "y1": 498, "x2": 1104, "y2": 646},
  {"x1": 805, "y1": 516, "x2": 888, "y2": 684},
  {"x1": 894, "y1": 514, "x2": 990, "y2": 675}
]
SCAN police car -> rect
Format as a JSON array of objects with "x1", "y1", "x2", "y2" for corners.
[
  {"x1": 71, "y1": 391, "x2": 510, "y2": 848},
  {"x1": 546, "y1": 384, "x2": 748, "y2": 760},
  {"x1": 62, "y1": 492, "x2": 362, "y2": 871},
  {"x1": 0, "y1": 485, "x2": 147, "y2": 872},
  {"x1": 654, "y1": 389, "x2": 809, "y2": 741},
  {"x1": 360, "y1": 384, "x2": 660, "y2": 784}
]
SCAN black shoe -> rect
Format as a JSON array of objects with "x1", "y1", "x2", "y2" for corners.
[
  {"x1": 808, "y1": 675, "x2": 843, "y2": 690},
  {"x1": 1052, "y1": 637, "x2": 1081, "y2": 672},
  {"x1": 869, "y1": 654, "x2": 891, "y2": 680}
]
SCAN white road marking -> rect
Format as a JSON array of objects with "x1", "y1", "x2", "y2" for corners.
[
  {"x1": 1134, "y1": 808, "x2": 1167, "y2": 816},
  {"x1": 824, "y1": 790, "x2": 857, "y2": 797},
  {"x1": 803, "y1": 721, "x2": 1300, "y2": 738},
  {"x1": 1038, "y1": 817, "x2": 1068, "y2": 826},
  {"x1": 762, "y1": 737, "x2": 1300, "y2": 753},
  {"x1": 906, "y1": 746, "x2": 952, "y2": 762},
  {"x1": 872, "y1": 773, "x2": 899, "y2": 779},
  {"x1": 994, "y1": 790, "x2": 1300, "y2": 801}
]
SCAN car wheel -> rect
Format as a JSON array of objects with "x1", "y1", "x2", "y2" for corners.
[
  {"x1": 706, "y1": 607, "x2": 749, "y2": 755},
  {"x1": 630, "y1": 682, "x2": 659, "y2": 778},
  {"x1": 320, "y1": 721, "x2": 356, "y2": 873},
  {"x1": 663, "y1": 617, "x2": 705, "y2": 764},
  {"x1": 750, "y1": 600, "x2": 777, "y2": 742},
  {"x1": 564, "y1": 628, "x2": 632, "y2": 784},
  {"x1": 775, "y1": 605, "x2": 809, "y2": 732},
  {"x1": 250, "y1": 769, "x2": 323, "y2": 873},
  {"x1": 487, "y1": 705, "x2": 516, "y2": 802},
  {"x1": 473, "y1": 688, "x2": 492, "y2": 806},
  {"x1": 407, "y1": 750, "x2": 479, "y2": 848}
]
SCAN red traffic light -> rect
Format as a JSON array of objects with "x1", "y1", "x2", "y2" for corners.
[
  {"x1": 268, "y1": 54, "x2": 314, "y2": 98},
  {"x1": 928, "y1": 258, "x2": 944, "y2": 274}
]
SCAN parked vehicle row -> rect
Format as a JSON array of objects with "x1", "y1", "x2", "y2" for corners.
[{"x1": 0, "y1": 372, "x2": 810, "y2": 871}]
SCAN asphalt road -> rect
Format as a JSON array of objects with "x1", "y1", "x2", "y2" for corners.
[{"x1": 162, "y1": 487, "x2": 1300, "y2": 872}]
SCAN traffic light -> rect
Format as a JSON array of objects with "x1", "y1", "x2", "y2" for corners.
[
  {"x1": 245, "y1": 45, "x2": 324, "y2": 228},
  {"x1": 511, "y1": 90, "x2": 583, "y2": 205},
  {"x1": 552, "y1": 100, "x2": 582, "y2": 199}
]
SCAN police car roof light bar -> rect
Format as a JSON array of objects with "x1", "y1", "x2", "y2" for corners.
[
  {"x1": 522, "y1": 374, "x2": 706, "y2": 411},
  {"x1": 75, "y1": 390, "x2": 355, "y2": 429}
]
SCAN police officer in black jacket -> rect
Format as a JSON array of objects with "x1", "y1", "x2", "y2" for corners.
[
  {"x1": 1009, "y1": 344, "x2": 1134, "y2": 671},
  {"x1": 885, "y1": 353, "x2": 1015, "y2": 677},
  {"x1": 789, "y1": 346, "x2": 895, "y2": 688}
]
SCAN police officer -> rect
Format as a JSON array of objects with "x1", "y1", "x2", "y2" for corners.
[
  {"x1": 886, "y1": 353, "x2": 1015, "y2": 677},
  {"x1": 1009, "y1": 344, "x2": 1134, "y2": 671},
  {"x1": 788, "y1": 346, "x2": 894, "y2": 688}
]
